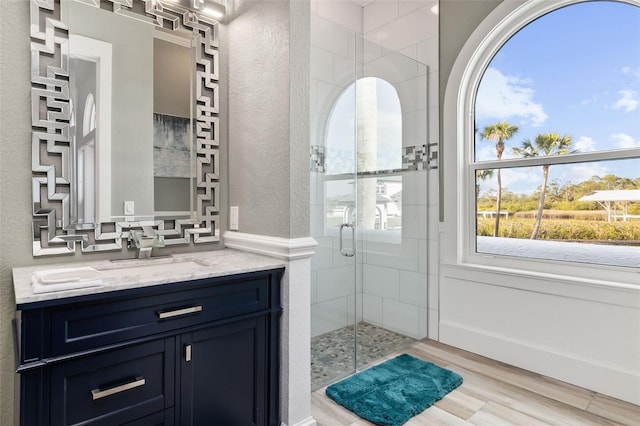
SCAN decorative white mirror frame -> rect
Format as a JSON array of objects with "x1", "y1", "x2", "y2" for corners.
[{"x1": 31, "y1": 0, "x2": 220, "y2": 256}]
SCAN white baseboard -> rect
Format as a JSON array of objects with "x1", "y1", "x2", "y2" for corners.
[
  {"x1": 223, "y1": 231, "x2": 317, "y2": 260},
  {"x1": 440, "y1": 320, "x2": 640, "y2": 405},
  {"x1": 282, "y1": 417, "x2": 317, "y2": 426}
]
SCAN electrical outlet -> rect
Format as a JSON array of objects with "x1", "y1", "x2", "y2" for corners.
[{"x1": 230, "y1": 206, "x2": 239, "y2": 231}]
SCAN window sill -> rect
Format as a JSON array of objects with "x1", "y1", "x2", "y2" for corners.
[{"x1": 440, "y1": 260, "x2": 639, "y2": 308}]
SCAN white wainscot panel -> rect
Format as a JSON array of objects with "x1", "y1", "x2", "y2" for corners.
[{"x1": 439, "y1": 267, "x2": 640, "y2": 405}]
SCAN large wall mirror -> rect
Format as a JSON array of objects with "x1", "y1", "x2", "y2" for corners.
[{"x1": 31, "y1": 0, "x2": 221, "y2": 256}]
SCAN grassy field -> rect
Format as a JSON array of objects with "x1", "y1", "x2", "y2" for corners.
[{"x1": 477, "y1": 216, "x2": 640, "y2": 244}]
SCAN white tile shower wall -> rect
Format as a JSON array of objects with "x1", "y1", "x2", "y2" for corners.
[
  {"x1": 310, "y1": 0, "x2": 438, "y2": 340},
  {"x1": 362, "y1": 0, "x2": 438, "y2": 340},
  {"x1": 310, "y1": 13, "x2": 361, "y2": 338}
]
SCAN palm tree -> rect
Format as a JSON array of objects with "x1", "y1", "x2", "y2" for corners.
[
  {"x1": 475, "y1": 169, "x2": 494, "y2": 198},
  {"x1": 480, "y1": 122, "x2": 519, "y2": 236},
  {"x1": 513, "y1": 132, "x2": 574, "y2": 239}
]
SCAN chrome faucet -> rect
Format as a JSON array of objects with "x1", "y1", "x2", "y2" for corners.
[{"x1": 129, "y1": 226, "x2": 165, "y2": 259}]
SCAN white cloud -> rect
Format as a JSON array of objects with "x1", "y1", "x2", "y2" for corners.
[
  {"x1": 610, "y1": 133, "x2": 640, "y2": 149},
  {"x1": 621, "y1": 67, "x2": 640, "y2": 79},
  {"x1": 574, "y1": 136, "x2": 597, "y2": 152},
  {"x1": 581, "y1": 94, "x2": 599, "y2": 105},
  {"x1": 475, "y1": 143, "x2": 520, "y2": 162},
  {"x1": 476, "y1": 68, "x2": 548, "y2": 127},
  {"x1": 612, "y1": 90, "x2": 639, "y2": 112},
  {"x1": 560, "y1": 163, "x2": 609, "y2": 184},
  {"x1": 477, "y1": 167, "x2": 539, "y2": 195},
  {"x1": 476, "y1": 144, "x2": 496, "y2": 162},
  {"x1": 502, "y1": 168, "x2": 537, "y2": 191}
]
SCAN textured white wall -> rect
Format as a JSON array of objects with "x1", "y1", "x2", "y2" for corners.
[
  {"x1": 227, "y1": 0, "x2": 310, "y2": 240},
  {"x1": 1, "y1": 2, "x2": 42, "y2": 423}
]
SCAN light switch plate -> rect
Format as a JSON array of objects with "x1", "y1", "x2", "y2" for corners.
[
  {"x1": 124, "y1": 201, "x2": 135, "y2": 215},
  {"x1": 230, "y1": 206, "x2": 239, "y2": 230}
]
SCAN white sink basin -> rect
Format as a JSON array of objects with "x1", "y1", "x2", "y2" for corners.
[
  {"x1": 98, "y1": 259, "x2": 210, "y2": 278},
  {"x1": 33, "y1": 267, "x2": 102, "y2": 284}
]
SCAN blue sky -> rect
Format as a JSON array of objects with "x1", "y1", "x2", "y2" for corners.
[{"x1": 475, "y1": 1, "x2": 640, "y2": 194}]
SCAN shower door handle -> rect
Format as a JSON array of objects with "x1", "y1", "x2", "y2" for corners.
[{"x1": 339, "y1": 224, "x2": 355, "y2": 257}]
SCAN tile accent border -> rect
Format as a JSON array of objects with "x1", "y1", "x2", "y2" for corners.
[
  {"x1": 310, "y1": 143, "x2": 437, "y2": 174},
  {"x1": 310, "y1": 145, "x2": 325, "y2": 173}
]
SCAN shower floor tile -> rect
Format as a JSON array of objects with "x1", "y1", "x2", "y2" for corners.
[{"x1": 311, "y1": 322, "x2": 416, "y2": 390}]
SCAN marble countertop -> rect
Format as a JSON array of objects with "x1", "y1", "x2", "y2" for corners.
[{"x1": 13, "y1": 249, "x2": 286, "y2": 306}]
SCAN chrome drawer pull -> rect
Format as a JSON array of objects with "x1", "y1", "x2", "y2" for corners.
[
  {"x1": 157, "y1": 305, "x2": 203, "y2": 319},
  {"x1": 91, "y1": 376, "x2": 146, "y2": 400}
]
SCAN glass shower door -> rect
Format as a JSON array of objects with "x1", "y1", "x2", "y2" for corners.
[
  {"x1": 309, "y1": 28, "x2": 359, "y2": 387},
  {"x1": 310, "y1": 26, "x2": 428, "y2": 390}
]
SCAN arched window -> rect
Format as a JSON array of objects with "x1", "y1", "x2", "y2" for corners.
[
  {"x1": 83, "y1": 93, "x2": 96, "y2": 138},
  {"x1": 325, "y1": 77, "x2": 402, "y2": 175},
  {"x1": 454, "y1": 0, "x2": 640, "y2": 273}
]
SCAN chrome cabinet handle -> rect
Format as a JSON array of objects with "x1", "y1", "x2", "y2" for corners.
[
  {"x1": 157, "y1": 305, "x2": 203, "y2": 319},
  {"x1": 91, "y1": 376, "x2": 146, "y2": 400},
  {"x1": 339, "y1": 224, "x2": 355, "y2": 257}
]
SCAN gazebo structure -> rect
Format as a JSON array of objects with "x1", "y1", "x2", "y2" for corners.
[{"x1": 579, "y1": 189, "x2": 640, "y2": 222}]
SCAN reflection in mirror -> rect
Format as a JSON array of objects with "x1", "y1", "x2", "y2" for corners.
[
  {"x1": 31, "y1": 0, "x2": 221, "y2": 256},
  {"x1": 153, "y1": 35, "x2": 194, "y2": 217},
  {"x1": 68, "y1": 33, "x2": 112, "y2": 226}
]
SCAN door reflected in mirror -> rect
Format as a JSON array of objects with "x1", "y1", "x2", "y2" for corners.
[{"x1": 65, "y1": 0, "x2": 195, "y2": 225}]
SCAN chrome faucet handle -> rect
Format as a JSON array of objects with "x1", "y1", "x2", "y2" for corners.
[
  {"x1": 141, "y1": 225, "x2": 156, "y2": 237},
  {"x1": 128, "y1": 227, "x2": 165, "y2": 258}
]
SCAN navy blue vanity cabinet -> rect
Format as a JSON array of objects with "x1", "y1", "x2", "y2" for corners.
[{"x1": 15, "y1": 268, "x2": 284, "y2": 426}]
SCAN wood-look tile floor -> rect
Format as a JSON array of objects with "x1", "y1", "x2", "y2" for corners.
[{"x1": 311, "y1": 339, "x2": 640, "y2": 425}]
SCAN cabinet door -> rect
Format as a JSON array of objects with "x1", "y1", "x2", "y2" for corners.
[
  {"x1": 49, "y1": 339, "x2": 174, "y2": 426},
  {"x1": 179, "y1": 317, "x2": 267, "y2": 426}
]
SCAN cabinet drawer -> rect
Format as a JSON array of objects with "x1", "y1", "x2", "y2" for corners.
[
  {"x1": 50, "y1": 339, "x2": 174, "y2": 426},
  {"x1": 49, "y1": 277, "x2": 268, "y2": 356}
]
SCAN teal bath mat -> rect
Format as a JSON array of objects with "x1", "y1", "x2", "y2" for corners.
[{"x1": 326, "y1": 354, "x2": 463, "y2": 426}]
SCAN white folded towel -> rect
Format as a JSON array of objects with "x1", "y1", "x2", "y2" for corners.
[{"x1": 31, "y1": 267, "x2": 103, "y2": 294}]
